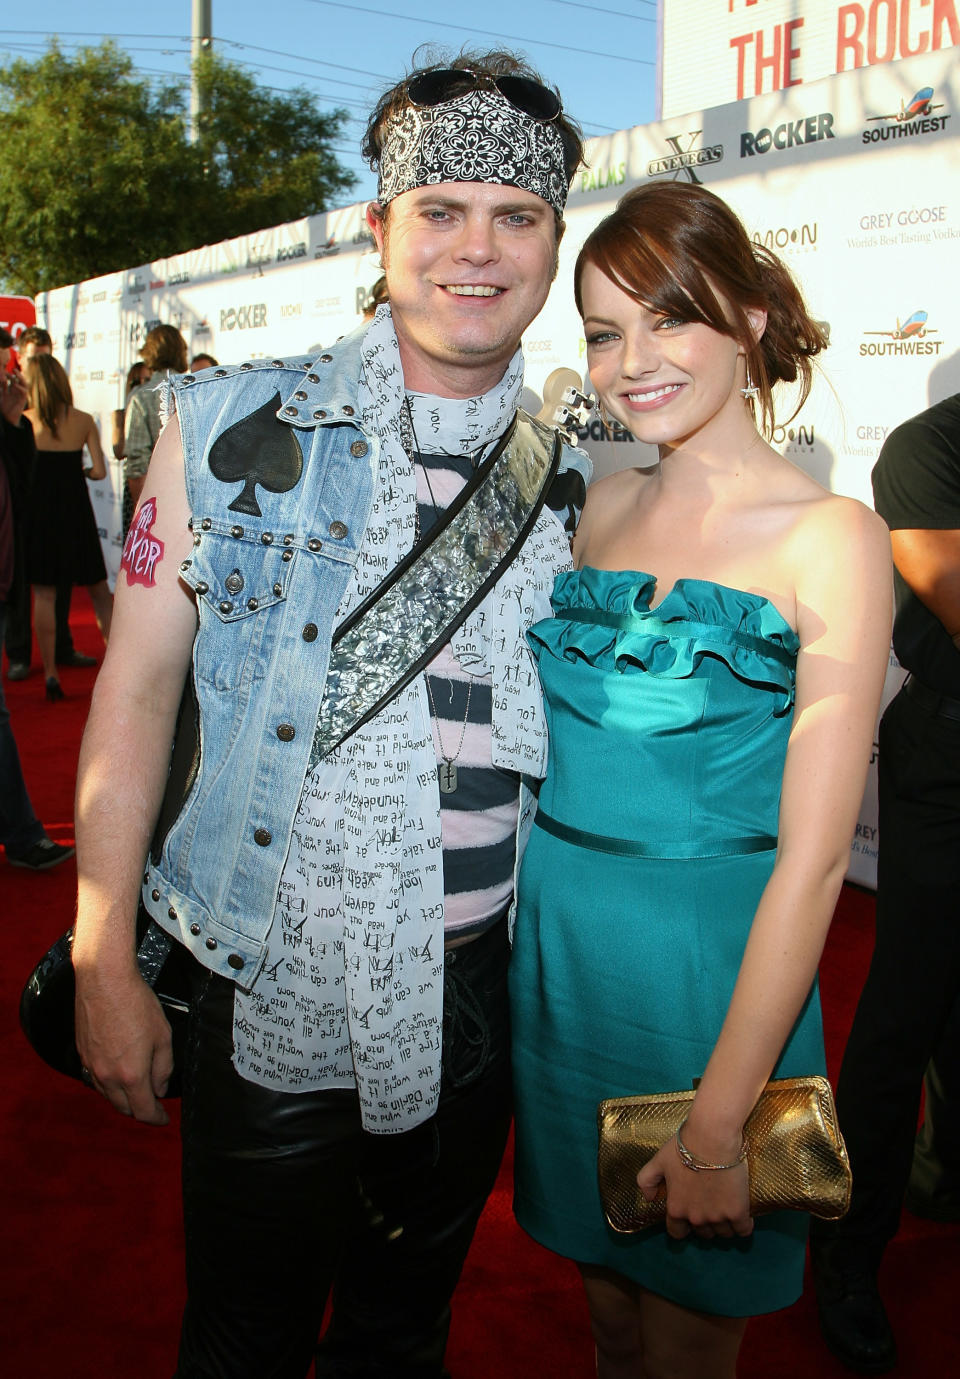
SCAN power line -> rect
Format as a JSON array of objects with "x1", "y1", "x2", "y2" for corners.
[
  {"x1": 302, "y1": 0, "x2": 655, "y2": 66},
  {"x1": 547, "y1": 0, "x2": 656, "y2": 20}
]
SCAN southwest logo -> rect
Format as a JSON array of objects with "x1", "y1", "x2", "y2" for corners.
[
  {"x1": 860, "y1": 310, "x2": 943, "y2": 357},
  {"x1": 862, "y1": 86, "x2": 950, "y2": 145}
]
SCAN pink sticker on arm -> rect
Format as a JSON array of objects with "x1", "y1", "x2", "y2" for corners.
[{"x1": 121, "y1": 497, "x2": 166, "y2": 587}]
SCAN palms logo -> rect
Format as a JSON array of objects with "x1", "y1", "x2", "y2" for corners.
[{"x1": 647, "y1": 130, "x2": 723, "y2": 184}]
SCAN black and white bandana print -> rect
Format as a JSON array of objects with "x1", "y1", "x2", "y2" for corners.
[{"x1": 378, "y1": 88, "x2": 569, "y2": 217}]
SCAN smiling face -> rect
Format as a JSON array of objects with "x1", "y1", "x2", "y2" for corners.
[
  {"x1": 368, "y1": 182, "x2": 560, "y2": 398},
  {"x1": 580, "y1": 262, "x2": 762, "y2": 454}
]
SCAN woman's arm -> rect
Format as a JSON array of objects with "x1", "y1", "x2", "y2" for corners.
[
  {"x1": 82, "y1": 410, "x2": 106, "y2": 480},
  {"x1": 638, "y1": 496, "x2": 893, "y2": 1238}
]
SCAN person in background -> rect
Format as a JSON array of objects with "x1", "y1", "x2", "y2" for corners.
[
  {"x1": 362, "y1": 275, "x2": 389, "y2": 320},
  {"x1": 811, "y1": 392, "x2": 960, "y2": 1374},
  {"x1": 123, "y1": 324, "x2": 188, "y2": 528},
  {"x1": 23, "y1": 355, "x2": 112, "y2": 701},
  {"x1": 4, "y1": 324, "x2": 95, "y2": 680},
  {"x1": 0, "y1": 366, "x2": 75, "y2": 869},
  {"x1": 189, "y1": 352, "x2": 218, "y2": 373},
  {"x1": 111, "y1": 363, "x2": 151, "y2": 461},
  {"x1": 509, "y1": 182, "x2": 891, "y2": 1379}
]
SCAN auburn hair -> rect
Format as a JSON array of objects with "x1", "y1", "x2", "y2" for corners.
[{"x1": 574, "y1": 182, "x2": 827, "y2": 436}]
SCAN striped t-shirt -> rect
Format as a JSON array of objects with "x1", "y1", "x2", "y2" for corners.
[{"x1": 417, "y1": 449, "x2": 522, "y2": 940}]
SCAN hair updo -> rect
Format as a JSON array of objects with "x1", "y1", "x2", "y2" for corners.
[{"x1": 573, "y1": 182, "x2": 828, "y2": 437}]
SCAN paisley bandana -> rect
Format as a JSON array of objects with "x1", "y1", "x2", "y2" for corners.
[{"x1": 377, "y1": 88, "x2": 569, "y2": 217}]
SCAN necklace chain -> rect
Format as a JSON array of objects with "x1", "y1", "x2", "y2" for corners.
[{"x1": 400, "y1": 393, "x2": 478, "y2": 793}]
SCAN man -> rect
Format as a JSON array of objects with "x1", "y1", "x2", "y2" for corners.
[
  {"x1": 812, "y1": 392, "x2": 960, "y2": 1372},
  {"x1": 0, "y1": 367, "x2": 75, "y2": 869},
  {"x1": 72, "y1": 52, "x2": 587, "y2": 1379},
  {"x1": 4, "y1": 325, "x2": 96, "y2": 678}
]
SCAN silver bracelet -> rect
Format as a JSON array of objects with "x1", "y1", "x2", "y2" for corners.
[{"x1": 675, "y1": 1118, "x2": 749, "y2": 1172}]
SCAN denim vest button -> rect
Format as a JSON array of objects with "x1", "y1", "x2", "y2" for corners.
[
  {"x1": 307, "y1": 373, "x2": 320, "y2": 384},
  {"x1": 271, "y1": 359, "x2": 284, "y2": 367},
  {"x1": 302, "y1": 623, "x2": 319, "y2": 641},
  {"x1": 294, "y1": 391, "x2": 308, "y2": 401},
  {"x1": 240, "y1": 362, "x2": 253, "y2": 370},
  {"x1": 341, "y1": 405, "x2": 355, "y2": 416},
  {"x1": 219, "y1": 600, "x2": 233, "y2": 614},
  {"x1": 350, "y1": 440, "x2": 368, "y2": 457},
  {"x1": 277, "y1": 724, "x2": 295, "y2": 741},
  {"x1": 193, "y1": 535, "x2": 202, "y2": 546},
  {"x1": 329, "y1": 521, "x2": 348, "y2": 539},
  {"x1": 205, "y1": 936, "x2": 218, "y2": 950},
  {"x1": 283, "y1": 534, "x2": 294, "y2": 545},
  {"x1": 313, "y1": 409, "x2": 327, "y2": 419},
  {"x1": 201, "y1": 518, "x2": 212, "y2": 530},
  {"x1": 179, "y1": 559, "x2": 191, "y2": 571},
  {"x1": 273, "y1": 582, "x2": 282, "y2": 595},
  {"x1": 282, "y1": 549, "x2": 293, "y2": 562},
  {"x1": 151, "y1": 888, "x2": 160, "y2": 901},
  {"x1": 319, "y1": 354, "x2": 333, "y2": 363},
  {"x1": 307, "y1": 538, "x2": 322, "y2": 552},
  {"x1": 254, "y1": 828, "x2": 272, "y2": 846},
  {"x1": 225, "y1": 571, "x2": 244, "y2": 594},
  {"x1": 195, "y1": 581, "x2": 209, "y2": 595},
  {"x1": 283, "y1": 406, "x2": 298, "y2": 417},
  {"x1": 230, "y1": 525, "x2": 244, "y2": 538},
  {"x1": 227, "y1": 953, "x2": 246, "y2": 971},
  {"x1": 247, "y1": 598, "x2": 259, "y2": 610},
  {"x1": 261, "y1": 532, "x2": 274, "y2": 545},
  {"x1": 183, "y1": 374, "x2": 195, "y2": 385},
  {"x1": 190, "y1": 923, "x2": 201, "y2": 936},
  {"x1": 168, "y1": 906, "x2": 178, "y2": 921},
  {"x1": 214, "y1": 369, "x2": 228, "y2": 377}
]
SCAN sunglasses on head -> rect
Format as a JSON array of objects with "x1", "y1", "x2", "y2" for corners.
[{"x1": 406, "y1": 67, "x2": 562, "y2": 123}]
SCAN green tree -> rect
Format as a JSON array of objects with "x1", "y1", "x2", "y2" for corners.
[{"x1": 0, "y1": 42, "x2": 356, "y2": 295}]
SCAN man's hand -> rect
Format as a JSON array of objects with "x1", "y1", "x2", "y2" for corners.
[{"x1": 74, "y1": 967, "x2": 174, "y2": 1126}]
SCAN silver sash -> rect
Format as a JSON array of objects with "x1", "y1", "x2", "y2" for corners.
[{"x1": 310, "y1": 410, "x2": 561, "y2": 769}]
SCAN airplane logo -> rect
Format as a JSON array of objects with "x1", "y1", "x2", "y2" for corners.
[
  {"x1": 867, "y1": 87, "x2": 944, "y2": 123},
  {"x1": 864, "y1": 310, "x2": 937, "y2": 341}
]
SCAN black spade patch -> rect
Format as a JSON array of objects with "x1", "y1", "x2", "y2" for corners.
[
  {"x1": 546, "y1": 468, "x2": 586, "y2": 534},
  {"x1": 208, "y1": 392, "x2": 303, "y2": 516}
]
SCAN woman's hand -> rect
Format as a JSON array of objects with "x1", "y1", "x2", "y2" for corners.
[{"x1": 637, "y1": 1134, "x2": 754, "y2": 1241}]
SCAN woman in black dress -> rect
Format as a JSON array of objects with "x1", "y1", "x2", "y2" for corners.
[{"x1": 23, "y1": 354, "x2": 112, "y2": 700}]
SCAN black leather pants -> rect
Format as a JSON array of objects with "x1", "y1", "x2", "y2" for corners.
[{"x1": 175, "y1": 919, "x2": 512, "y2": 1379}]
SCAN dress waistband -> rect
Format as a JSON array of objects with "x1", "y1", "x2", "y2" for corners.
[{"x1": 533, "y1": 807, "x2": 778, "y2": 860}]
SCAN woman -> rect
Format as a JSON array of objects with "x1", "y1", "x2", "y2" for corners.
[
  {"x1": 509, "y1": 182, "x2": 892, "y2": 1377},
  {"x1": 24, "y1": 354, "x2": 112, "y2": 701},
  {"x1": 111, "y1": 362, "x2": 151, "y2": 461}
]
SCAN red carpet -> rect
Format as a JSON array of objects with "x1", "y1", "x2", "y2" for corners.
[{"x1": 3, "y1": 591, "x2": 957, "y2": 1376}]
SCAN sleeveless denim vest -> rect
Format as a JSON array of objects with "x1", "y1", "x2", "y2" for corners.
[{"x1": 141, "y1": 327, "x2": 378, "y2": 986}]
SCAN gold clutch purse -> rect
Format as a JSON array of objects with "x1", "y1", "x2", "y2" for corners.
[{"x1": 597, "y1": 1075, "x2": 851, "y2": 1234}]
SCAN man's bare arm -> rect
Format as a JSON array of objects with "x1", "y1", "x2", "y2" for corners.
[
  {"x1": 72, "y1": 415, "x2": 197, "y2": 1124},
  {"x1": 889, "y1": 528, "x2": 960, "y2": 647}
]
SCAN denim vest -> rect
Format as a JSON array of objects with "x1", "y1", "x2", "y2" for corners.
[{"x1": 141, "y1": 326, "x2": 378, "y2": 986}]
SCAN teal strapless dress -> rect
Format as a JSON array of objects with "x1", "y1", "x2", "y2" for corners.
[{"x1": 510, "y1": 568, "x2": 825, "y2": 1317}]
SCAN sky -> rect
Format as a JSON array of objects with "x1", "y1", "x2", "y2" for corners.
[{"x1": 1, "y1": 0, "x2": 660, "y2": 205}]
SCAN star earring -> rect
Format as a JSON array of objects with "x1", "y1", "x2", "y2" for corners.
[{"x1": 740, "y1": 362, "x2": 760, "y2": 401}]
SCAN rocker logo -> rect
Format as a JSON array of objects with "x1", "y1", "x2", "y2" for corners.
[{"x1": 121, "y1": 497, "x2": 164, "y2": 587}]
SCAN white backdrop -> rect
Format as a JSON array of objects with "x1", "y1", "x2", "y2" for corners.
[{"x1": 37, "y1": 48, "x2": 960, "y2": 886}]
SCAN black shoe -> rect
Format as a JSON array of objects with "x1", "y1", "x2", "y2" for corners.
[
  {"x1": 6, "y1": 837, "x2": 76, "y2": 871},
  {"x1": 45, "y1": 677, "x2": 65, "y2": 702},
  {"x1": 57, "y1": 651, "x2": 97, "y2": 668},
  {"x1": 5, "y1": 661, "x2": 30, "y2": 681},
  {"x1": 812, "y1": 1252, "x2": 897, "y2": 1373}
]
